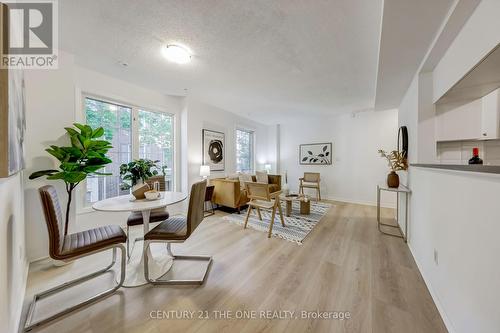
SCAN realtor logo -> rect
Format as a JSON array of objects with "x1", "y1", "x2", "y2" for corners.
[{"x1": 1, "y1": 0, "x2": 58, "y2": 69}]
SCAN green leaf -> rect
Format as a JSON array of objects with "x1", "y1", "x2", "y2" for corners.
[
  {"x1": 84, "y1": 165, "x2": 105, "y2": 173},
  {"x1": 62, "y1": 172, "x2": 87, "y2": 183},
  {"x1": 29, "y1": 169, "x2": 58, "y2": 179},
  {"x1": 91, "y1": 127, "x2": 104, "y2": 138},
  {"x1": 61, "y1": 147, "x2": 82, "y2": 158},
  {"x1": 46, "y1": 146, "x2": 65, "y2": 161},
  {"x1": 73, "y1": 123, "x2": 92, "y2": 137},
  {"x1": 46, "y1": 172, "x2": 66, "y2": 180},
  {"x1": 61, "y1": 162, "x2": 80, "y2": 171},
  {"x1": 70, "y1": 135, "x2": 83, "y2": 150},
  {"x1": 65, "y1": 127, "x2": 79, "y2": 136}
]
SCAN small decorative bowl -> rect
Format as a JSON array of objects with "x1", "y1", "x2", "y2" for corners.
[{"x1": 144, "y1": 190, "x2": 160, "y2": 200}]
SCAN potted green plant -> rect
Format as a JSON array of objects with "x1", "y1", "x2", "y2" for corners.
[
  {"x1": 378, "y1": 149, "x2": 408, "y2": 188},
  {"x1": 29, "y1": 123, "x2": 112, "y2": 236},
  {"x1": 119, "y1": 159, "x2": 166, "y2": 190}
]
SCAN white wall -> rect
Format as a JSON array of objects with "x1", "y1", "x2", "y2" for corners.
[
  {"x1": 182, "y1": 98, "x2": 272, "y2": 189},
  {"x1": 409, "y1": 167, "x2": 500, "y2": 333},
  {"x1": 397, "y1": 1, "x2": 500, "y2": 332},
  {"x1": 279, "y1": 109, "x2": 398, "y2": 207},
  {"x1": 0, "y1": 173, "x2": 28, "y2": 333},
  {"x1": 23, "y1": 51, "x2": 183, "y2": 261}
]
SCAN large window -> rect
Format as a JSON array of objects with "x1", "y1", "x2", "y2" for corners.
[
  {"x1": 85, "y1": 98, "x2": 132, "y2": 203},
  {"x1": 83, "y1": 97, "x2": 174, "y2": 206},
  {"x1": 138, "y1": 109, "x2": 174, "y2": 190},
  {"x1": 236, "y1": 129, "x2": 254, "y2": 173}
]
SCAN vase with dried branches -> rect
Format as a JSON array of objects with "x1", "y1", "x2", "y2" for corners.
[{"x1": 378, "y1": 149, "x2": 408, "y2": 188}]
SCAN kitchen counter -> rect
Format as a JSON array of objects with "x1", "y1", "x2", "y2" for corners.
[{"x1": 411, "y1": 164, "x2": 500, "y2": 174}]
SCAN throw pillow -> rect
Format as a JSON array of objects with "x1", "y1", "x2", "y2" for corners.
[
  {"x1": 256, "y1": 171, "x2": 269, "y2": 184},
  {"x1": 238, "y1": 173, "x2": 253, "y2": 189}
]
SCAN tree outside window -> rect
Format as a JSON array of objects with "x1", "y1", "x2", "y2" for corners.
[
  {"x1": 84, "y1": 97, "x2": 175, "y2": 205},
  {"x1": 236, "y1": 129, "x2": 254, "y2": 173}
]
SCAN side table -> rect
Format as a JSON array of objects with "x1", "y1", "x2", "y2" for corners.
[{"x1": 376, "y1": 183, "x2": 411, "y2": 242}]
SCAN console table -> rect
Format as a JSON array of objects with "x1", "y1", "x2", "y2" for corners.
[{"x1": 376, "y1": 183, "x2": 411, "y2": 242}]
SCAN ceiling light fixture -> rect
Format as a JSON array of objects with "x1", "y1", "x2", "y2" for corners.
[{"x1": 161, "y1": 44, "x2": 192, "y2": 64}]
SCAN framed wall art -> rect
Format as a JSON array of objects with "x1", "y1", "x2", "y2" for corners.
[
  {"x1": 202, "y1": 129, "x2": 225, "y2": 171},
  {"x1": 299, "y1": 142, "x2": 332, "y2": 165}
]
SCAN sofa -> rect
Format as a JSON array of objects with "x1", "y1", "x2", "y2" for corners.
[{"x1": 211, "y1": 174, "x2": 281, "y2": 212}]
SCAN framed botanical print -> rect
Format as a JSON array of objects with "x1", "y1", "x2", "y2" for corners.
[
  {"x1": 202, "y1": 129, "x2": 225, "y2": 171},
  {"x1": 299, "y1": 143, "x2": 332, "y2": 165}
]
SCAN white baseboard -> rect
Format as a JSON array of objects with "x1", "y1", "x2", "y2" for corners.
[{"x1": 406, "y1": 242, "x2": 456, "y2": 333}]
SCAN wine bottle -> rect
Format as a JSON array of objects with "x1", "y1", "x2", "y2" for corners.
[{"x1": 468, "y1": 147, "x2": 483, "y2": 165}]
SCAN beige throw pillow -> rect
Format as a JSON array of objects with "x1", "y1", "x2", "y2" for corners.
[
  {"x1": 256, "y1": 171, "x2": 269, "y2": 184},
  {"x1": 238, "y1": 173, "x2": 253, "y2": 189},
  {"x1": 238, "y1": 173, "x2": 253, "y2": 183}
]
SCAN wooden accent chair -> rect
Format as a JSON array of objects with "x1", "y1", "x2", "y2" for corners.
[
  {"x1": 299, "y1": 172, "x2": 321, "y2": 201},
  {"x1": 25, "y1": 186, "x2": 127, "y2": 332},
  {"x1": 143, "y1": 180, "x2": 212, "y2": 285},
  {"x1": 243, "y1": 182, "x2": 285, "y2": 238},
  {"x1": 126, "y1": 175, "x2": 169, "y2": 258}
]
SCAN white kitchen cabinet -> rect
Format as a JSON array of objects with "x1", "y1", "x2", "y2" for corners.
[
  {"x1": 435, "y1": 88, "x2": 500, "y2": 142},
  {"x1": 481, "y1": 89, "x2": 500, "y2": 139}
]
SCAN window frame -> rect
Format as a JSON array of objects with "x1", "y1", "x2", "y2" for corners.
[
  {"x1": 76, "y1": 92, "x2": 176, "y2": 214},
  {"x1": 235, "y1": 127, "x2": 256, "y2": 174}
]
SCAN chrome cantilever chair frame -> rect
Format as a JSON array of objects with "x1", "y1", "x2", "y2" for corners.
[
  {"x1": 24, "y1": 244, "x2": 126, "y2": 332},
  {"x1": 144, "y1": 240, "x2": 212, "y2": 285},
  {"x1": 143, "y1": 181, "x2": 211, "y2": 285}
]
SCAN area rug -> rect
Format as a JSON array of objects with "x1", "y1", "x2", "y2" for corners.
[{"x1": 223, "y1": 201, "x2": 332, "y2": 244}]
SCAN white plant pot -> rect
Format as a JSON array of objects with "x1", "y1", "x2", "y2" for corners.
[{"x1": 132, "y1": 179, "x2": 144, "y2": 191}]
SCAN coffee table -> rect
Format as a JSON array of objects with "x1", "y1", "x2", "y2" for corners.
[{"x1": 280, "y1": 194, "x2": 311, "y2": 216}]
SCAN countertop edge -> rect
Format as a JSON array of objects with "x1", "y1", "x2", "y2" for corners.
[{"x1": 411, "y1": 164, "x2": 500, "y2": 174}]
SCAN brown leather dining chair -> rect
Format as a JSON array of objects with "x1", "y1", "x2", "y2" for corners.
[
  {"x1": 24, "y1": 185, "x2": 127, "y2": 332},
  {"x1": 126, "y1": 175, "x2": 169, "y2": 259},
  {"x1": 144, "y1": 180, "x2": 212, "y2": 285}
]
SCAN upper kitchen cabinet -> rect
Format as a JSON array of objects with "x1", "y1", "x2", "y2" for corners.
[
  {"x1": 481, "y1": 89, "x2": 500, "y2": 140},
  {"x1": 436, "y1": 88, "x2": 500, "y2": 141},
  {"x1": 435, "y1": 44, "x2": 500, "y2": 142}
]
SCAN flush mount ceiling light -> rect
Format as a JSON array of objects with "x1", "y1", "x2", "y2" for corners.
[{"x1": 161, "y1": 44, "x2": 192, "y2": 64}]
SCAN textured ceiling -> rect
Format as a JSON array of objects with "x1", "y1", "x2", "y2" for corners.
[
  {"x1": 60, "y1": 0, "x2": 382, "y2": 120},
  {"x1": 59, "y1": 0, "x2": 454, "y2": 121}
]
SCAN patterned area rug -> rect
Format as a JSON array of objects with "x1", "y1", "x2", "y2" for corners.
[{"x1": 223, "y1": 201, "x2": 332, "y2": 244}]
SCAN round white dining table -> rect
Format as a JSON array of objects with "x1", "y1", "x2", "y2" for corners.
[{"x1": 92, "y1": 191, "x2": 187, "y2": 287}]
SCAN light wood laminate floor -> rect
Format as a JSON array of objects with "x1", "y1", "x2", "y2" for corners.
[{"x1": 22, "y1": 202, "x2": 447, "y2": 333}]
